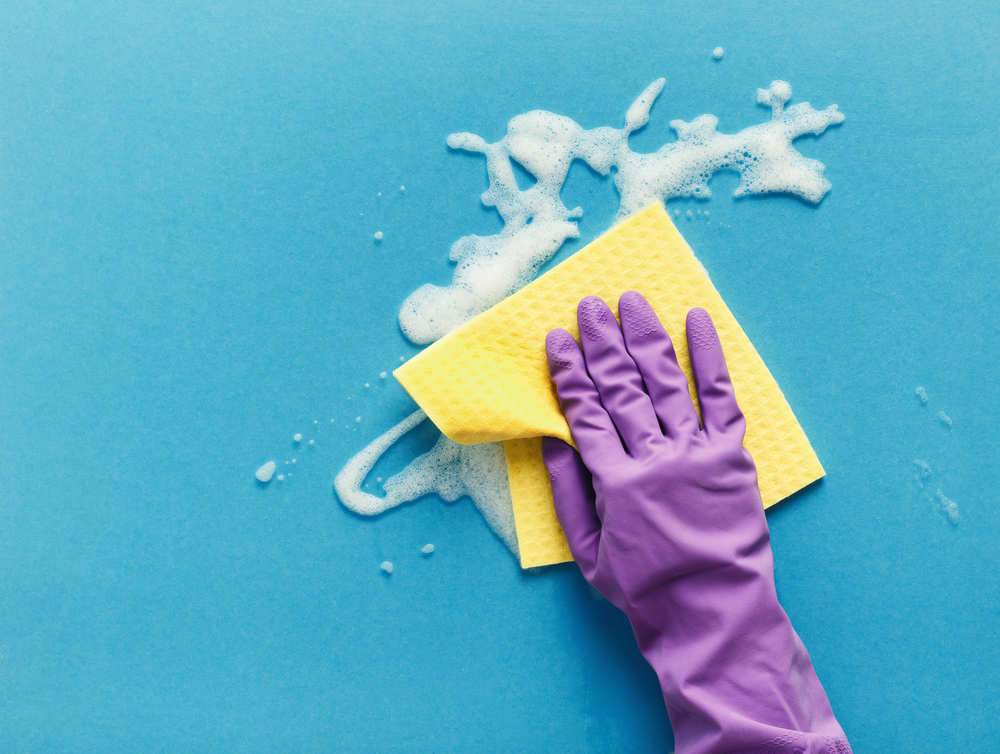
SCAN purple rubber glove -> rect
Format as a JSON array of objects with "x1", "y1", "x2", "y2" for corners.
[{"x1": 544, "y1": 293, "x2": 851, "y2": 754}]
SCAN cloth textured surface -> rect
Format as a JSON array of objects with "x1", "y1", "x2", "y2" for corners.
[{"x1": 395, "y1": 203, "x2": 824, "y2": 567}]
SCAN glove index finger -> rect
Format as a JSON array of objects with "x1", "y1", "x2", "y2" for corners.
[
  {"x1": 546, "y1": 328, "x2": 626, "y2": 469},
  {"x1": 541, "y1": 436, "x2": 600, "y2": 578},
  {"x1": 686, "y1": 308, "x2": 747, "y2": 441}
]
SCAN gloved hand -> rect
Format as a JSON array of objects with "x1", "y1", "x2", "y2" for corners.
[{"x1": 544, "y1": 292, "x2": 851, "y2": 754}]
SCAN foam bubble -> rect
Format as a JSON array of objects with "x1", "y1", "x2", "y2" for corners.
[
  {"x1": 293, "y1": 433, "x2": 302, "y2": 442},
  {"x1": 255, "y1": 461, "x2": 276, "y2": 482},
  {"x1": 936, "y1": 489, "x2": 960, "y2": 524},
  {"x1": 713, "y1": 47, "x2": 725, "y2": 59},
  {"x1": 380, "y1": 561, "x2": 394, "y2": 573},
  {"x1": 421, "y1": 544, "x2": 435, "y2": 554},
  {"x1": 277, "y1": 474, "x2": 285, "y2": 481},
  {"x1": 309, "y1": 439, "x2": 314, "y2": 445},
  {"x1": 916, "y1": 386, "x2": 929, "y2": 402},
  {"x1": 380, "y1": 372, "x2": 387, "y2": 378},
  {"x1": 938, "y1": 410, "x2": 952, "y2": 427},
  {"x1": 375, "y1": 231, "x2": 383, "y2": 240}
]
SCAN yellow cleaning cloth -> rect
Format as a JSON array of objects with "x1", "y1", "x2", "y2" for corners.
[{"x1": 396, "y1": 203, "x2": 824, "y2": 568}]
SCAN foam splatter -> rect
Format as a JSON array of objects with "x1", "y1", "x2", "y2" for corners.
[
  {"x1": 421, "y1": 544, "x2": 435, "y2": 554},
  {"x1": 713, "y1": 47, "x2": 725, "y2": 60},
  {"x1": 380, "y1": 561, "x2": 394, "y2": 573},
  {"x1": 338, "y1": 80, "x2": 843, "y2": 559},
  {"x1": 916, "y1": 386, "x2": 929, "y2": 403}
]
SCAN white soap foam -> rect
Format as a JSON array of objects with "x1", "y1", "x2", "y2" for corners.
[
  {"x1": 380, "y1": 372, "x2": 387, "y2": 378},
  {"x1": 375, "y1": 231, "x2": 384, "y2": 240},
  {"x1": 293, "y1": 433, "x2": 302, "y2": 442},
  {"x1": 256, "y1": 461, "x2": 276, "y2": 483},
  {"x1": 381, "y1": 561, "x2": 394, "y2": 573},
  {"x1": 938, "y1": 410, "x2": 952, "y2": 427},
  {"x1": 399, "y1": 79, "x2": 842, "y2": 344},
  {"x1": 309, "y1": 439, "x2": 314, "y2": 445},
  {"x1": 421, "y1": 544, "x2": 435, "y2": 554},
  {"x1": 338, "y1": 79, "x2": 844, "y2": 560},
  {"x1": 713, "y1": 47, "x2": 725, "y2": 60},
  {"x1": 277, "y1": 474, "x2": 285, "y2": 481}
]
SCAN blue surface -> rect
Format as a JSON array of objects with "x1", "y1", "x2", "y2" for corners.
[{"x1": 1, "y1": 0, "x2": 998, "y2": 751}]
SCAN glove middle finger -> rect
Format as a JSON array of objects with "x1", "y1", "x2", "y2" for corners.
[{"x1": 577, "y1": 296, "x2": 662, "y2": 456}]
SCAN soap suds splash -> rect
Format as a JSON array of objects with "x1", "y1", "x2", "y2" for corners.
[
  {"x1": 334, "y1": 409, "x2": 518, "y2": 555},
  {"x1": 338, "y1": 80, "x2": 843, "y2": 559}
]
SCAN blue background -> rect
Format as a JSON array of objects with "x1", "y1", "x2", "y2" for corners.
[{"x1": 1, "y1": 0, "x2": 997, "y2": 751}]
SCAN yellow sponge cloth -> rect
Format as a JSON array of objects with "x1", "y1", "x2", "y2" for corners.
[{"x1": 395, "y1": 203, "x2": 824, "y2": 568}]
